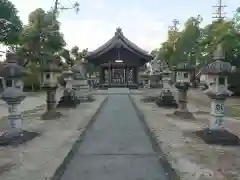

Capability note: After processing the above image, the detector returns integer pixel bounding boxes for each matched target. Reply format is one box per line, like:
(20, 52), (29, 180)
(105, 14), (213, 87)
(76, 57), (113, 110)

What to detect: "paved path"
(60, 94), (168, 180)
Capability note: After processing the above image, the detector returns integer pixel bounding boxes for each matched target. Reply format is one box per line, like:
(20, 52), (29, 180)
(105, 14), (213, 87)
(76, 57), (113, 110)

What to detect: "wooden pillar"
(99, 67), (104, 84)
(135, 67), (139, 85)
(108, 61), (111, 87)
(131, 67), (139, 85)
(125, 66), (128, 87)
(132, 67), (136, 84)
(99, 67), (102, 84)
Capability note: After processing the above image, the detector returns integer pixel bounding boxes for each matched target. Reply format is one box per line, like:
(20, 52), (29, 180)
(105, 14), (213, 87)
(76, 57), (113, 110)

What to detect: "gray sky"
(6, 0), (240, 51)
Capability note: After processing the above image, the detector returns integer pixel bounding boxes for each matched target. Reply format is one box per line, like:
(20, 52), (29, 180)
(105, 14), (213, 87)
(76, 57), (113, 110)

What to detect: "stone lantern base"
(0, 130), (39, 146)
(57, 89), (79, 108)
(195, 128), (240, 146)
(41, 110), (63, 120)
(196, 92), (239, 145)
(156, 89), (177, 108)
(173, 111), (194, 119)
(174, 83), (194, 119)
(41, 86), (63, 120)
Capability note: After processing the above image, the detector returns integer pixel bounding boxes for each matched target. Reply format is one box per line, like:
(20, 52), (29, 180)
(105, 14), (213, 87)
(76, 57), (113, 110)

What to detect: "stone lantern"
(41, 57), (62, 120)
(0, 52), (38, 145)
(63, 67), (74, 89)
(174, 62), (194, 118)
(156, 69), (177, 107)
(197, 44), (239, 145)
(161, 69), (172, 90)
(71, 61), (91, 102)
(57, 67), (78, 108)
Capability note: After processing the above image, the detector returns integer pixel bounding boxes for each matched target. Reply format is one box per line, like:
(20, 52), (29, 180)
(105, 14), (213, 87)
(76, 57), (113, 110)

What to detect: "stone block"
(156, 90), (177, 108)
(0, 130), (39, 146)
(195, 128), (240, 146)
(57, 89), (79, 108)
(173, 110), (195, 120)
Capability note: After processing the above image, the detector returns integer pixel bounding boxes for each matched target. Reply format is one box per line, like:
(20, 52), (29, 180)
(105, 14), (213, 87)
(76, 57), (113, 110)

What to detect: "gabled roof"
(85, 27), (153, 61)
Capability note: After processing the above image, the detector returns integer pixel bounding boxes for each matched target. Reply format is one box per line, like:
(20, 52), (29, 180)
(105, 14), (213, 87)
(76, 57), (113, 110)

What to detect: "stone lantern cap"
(202, 60), (232, 75)
(174, 62), (195, 72)
(0, 52), (26, 78)
(160, 69), (172, 77)
(201, 43), (232, 75)
(1, 87), (25, 101)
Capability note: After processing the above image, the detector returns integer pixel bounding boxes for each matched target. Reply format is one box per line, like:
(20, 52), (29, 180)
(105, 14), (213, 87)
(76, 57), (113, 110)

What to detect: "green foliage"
(70, 46), (88, 60)
(228, 71), (240, 96)
(17, 8), (66, 67)
(0, 0), (81, 92)
(0, 0), (22, 44)
(59, 48), (74, 66)
(23, 63), (41, 91)
(155, 10), (240, 68)
(70, 46), (97, 76)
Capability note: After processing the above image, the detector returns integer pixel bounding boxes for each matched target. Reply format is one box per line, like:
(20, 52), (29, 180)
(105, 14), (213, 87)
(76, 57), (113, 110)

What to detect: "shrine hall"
(85, 27), (153, 89)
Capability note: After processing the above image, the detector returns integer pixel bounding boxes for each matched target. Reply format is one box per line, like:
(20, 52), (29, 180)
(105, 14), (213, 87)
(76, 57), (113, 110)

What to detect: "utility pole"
(172, 19), (179, 31)
(169, 19), (179, 51)
(53, 0), (59, 17)
(212, 0), (227, 20)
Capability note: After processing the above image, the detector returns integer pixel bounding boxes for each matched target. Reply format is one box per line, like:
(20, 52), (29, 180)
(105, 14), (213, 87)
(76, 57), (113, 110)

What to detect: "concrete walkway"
(60, 94), (168, 180)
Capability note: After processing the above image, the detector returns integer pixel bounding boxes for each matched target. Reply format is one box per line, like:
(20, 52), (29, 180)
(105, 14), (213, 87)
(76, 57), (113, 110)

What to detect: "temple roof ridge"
(85, 27), (153, 61)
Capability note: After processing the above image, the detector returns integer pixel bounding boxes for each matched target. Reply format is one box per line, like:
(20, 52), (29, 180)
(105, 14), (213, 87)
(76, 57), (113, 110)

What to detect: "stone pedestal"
(174, 83), (194, 119)
(57, 89), (78, 108)
(209, 97), (225, 129)
(156, 90), (177, 108)
(41, 86), (62, 120)
(1, 88), (25, 133)
(196, 94), (239, 145)
(7, 103), (22, 132)
(195, 128), (239, 145)
(0, 87), (39, 146)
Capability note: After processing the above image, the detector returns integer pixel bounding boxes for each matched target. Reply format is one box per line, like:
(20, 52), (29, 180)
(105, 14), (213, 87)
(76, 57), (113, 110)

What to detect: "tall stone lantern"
(41, 57), (62, 120)
(197, 44), (239, 145)
(0, 52), (38, 145)
(174, 62), (194, 118)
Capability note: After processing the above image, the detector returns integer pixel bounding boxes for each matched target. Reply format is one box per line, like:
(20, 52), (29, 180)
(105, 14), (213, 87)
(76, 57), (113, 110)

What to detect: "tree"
(156, 19), (181, 66)
(155, 11), (240, 68)
(59, 48), (74, 66)
(17, 8), (66, 66)
(70, 45), (88, 60)
(70, 46), (97, 76)
(0, 0), (22, 45)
